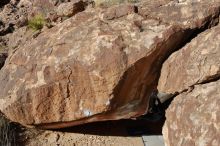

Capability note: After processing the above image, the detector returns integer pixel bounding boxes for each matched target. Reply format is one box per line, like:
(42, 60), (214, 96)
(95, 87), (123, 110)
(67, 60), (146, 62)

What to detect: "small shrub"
(0, 45), (7, 53)
(28, 14), (46, 31)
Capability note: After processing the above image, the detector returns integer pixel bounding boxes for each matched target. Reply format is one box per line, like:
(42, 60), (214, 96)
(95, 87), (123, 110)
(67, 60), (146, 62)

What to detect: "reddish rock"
(158, 24), (220, 94)
(163, 80), (220, 146)
(56, 0), (88, 17)
(6, 27), (31, 50)
(139, 1), (220, 28)
(158, 22), (220, 146)
(102, 4), (136, 20)
(0, 10), (178, 128)
(0, 1), (219, 129)
(0, 1), (30, 32)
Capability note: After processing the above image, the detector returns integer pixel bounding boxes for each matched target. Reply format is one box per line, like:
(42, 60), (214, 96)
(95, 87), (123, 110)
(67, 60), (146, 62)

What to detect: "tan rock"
(139, 1), (220, 28)
(158, 17), (220, 146)
(102, 4), (136, 20)
(163, 80), (220, 146)
(56, 0), (88, 17)
(0, 2), (30, 31)
(158, 24), (220, 94)
(0, 1), (219, 129)
(6, 27), (33, 51)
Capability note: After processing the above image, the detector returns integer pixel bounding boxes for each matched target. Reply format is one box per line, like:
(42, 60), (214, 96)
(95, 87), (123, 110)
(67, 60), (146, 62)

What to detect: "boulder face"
(56, 1), (88, 17)
(0, 7), (176, 128)
(139, 1), (220, 29)
(159, 25), (220, 145)
(158, 24), (220, 94)
(0, 0), (219, 129)
(163, 80), (220, 146)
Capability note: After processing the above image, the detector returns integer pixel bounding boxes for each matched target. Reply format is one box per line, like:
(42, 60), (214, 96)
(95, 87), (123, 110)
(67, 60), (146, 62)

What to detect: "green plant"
(28, 14), (46, 31)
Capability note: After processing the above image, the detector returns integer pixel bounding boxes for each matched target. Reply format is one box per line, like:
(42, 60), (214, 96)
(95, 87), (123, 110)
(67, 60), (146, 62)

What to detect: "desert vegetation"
(0, 45), (4, 52)
(28, 14), (46, 31)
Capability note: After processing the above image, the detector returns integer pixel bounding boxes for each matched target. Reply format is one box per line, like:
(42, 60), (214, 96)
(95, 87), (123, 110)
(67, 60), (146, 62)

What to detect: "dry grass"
(0, 45), (5, 52)
(28, 14), (46, 31)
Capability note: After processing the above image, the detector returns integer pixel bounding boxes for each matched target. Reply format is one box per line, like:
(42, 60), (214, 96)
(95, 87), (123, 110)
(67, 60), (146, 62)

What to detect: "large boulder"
(158, 24), (220, 94)
(0, 1), (219, 129)
(158, 24), (220, 145)
(163, 80), (220, 146)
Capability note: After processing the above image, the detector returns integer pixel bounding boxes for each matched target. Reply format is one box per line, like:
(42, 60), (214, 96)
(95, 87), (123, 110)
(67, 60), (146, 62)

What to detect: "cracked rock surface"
(158, 24), (220, 94)
(0, 0), (219, 132)
(159, 22), (220, 146)
(163, 80), (220, 146)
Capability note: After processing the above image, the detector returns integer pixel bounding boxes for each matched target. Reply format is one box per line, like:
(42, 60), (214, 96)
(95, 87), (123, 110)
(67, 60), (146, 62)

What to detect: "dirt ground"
(25, 119), (165, 146)
(26, 131), (144, 146)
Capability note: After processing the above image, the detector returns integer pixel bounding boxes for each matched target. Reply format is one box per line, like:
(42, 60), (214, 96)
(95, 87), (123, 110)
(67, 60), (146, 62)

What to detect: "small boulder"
(56, 0), (87, 17)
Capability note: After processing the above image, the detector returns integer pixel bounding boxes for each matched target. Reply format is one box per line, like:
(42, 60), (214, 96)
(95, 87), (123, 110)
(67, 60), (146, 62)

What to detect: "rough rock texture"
(158, 24), (220, 94)
(19, 0), (91, 21)
(0, 0), (92, 63)
(102, 4), (136, 20)
(139, 1), (220, 29)
(0, 1), (220, 129)
(0, 8), (177, 128)
(163, 80), (220, 146)
(158, 22), (220, 146)
(0, 1), (29, 31)
(5, 26), (46, 57)
(0, 0), (91, 36)
(56, 0), (88, 17)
